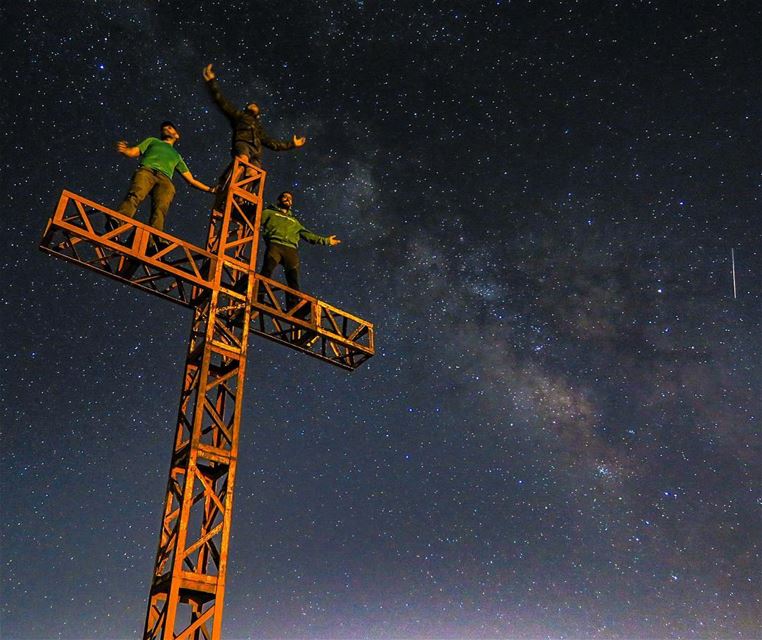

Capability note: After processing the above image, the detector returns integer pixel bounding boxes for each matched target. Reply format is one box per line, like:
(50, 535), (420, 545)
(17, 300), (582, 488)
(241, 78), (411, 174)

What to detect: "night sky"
(2, 2), (761, 639)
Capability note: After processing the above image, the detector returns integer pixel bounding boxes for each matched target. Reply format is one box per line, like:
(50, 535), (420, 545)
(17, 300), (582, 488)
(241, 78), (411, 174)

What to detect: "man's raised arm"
(202, 64), (241, 121)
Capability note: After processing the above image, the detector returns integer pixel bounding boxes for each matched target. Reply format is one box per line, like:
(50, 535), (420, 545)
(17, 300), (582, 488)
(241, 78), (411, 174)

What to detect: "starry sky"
(2, 2), (760, 639)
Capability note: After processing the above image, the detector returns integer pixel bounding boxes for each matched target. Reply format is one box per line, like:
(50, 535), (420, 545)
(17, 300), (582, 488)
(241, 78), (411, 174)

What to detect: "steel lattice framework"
(39, 160), (374, 639)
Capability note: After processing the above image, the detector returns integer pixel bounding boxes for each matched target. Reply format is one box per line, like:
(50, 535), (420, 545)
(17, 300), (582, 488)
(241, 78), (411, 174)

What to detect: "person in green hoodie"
(259, 191), (340, 310)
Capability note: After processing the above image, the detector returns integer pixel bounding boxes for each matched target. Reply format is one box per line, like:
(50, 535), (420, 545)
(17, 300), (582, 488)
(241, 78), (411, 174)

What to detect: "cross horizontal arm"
(39, 190), (374, 370)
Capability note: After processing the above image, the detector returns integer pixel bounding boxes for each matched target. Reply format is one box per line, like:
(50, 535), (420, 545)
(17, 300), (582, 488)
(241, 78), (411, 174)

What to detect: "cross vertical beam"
(143, 164), (265, 640)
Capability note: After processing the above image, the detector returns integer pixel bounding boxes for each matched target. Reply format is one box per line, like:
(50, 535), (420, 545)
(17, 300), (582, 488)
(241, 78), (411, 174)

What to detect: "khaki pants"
(118, 167), (176, 231)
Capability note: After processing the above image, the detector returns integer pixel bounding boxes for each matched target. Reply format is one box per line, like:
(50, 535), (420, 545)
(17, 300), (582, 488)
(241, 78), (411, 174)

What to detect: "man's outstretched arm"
(260, 130), (307, 152)
(115, 140), (140, 158)
(300, 229), (341, 246)
(179, 171), (216, 194)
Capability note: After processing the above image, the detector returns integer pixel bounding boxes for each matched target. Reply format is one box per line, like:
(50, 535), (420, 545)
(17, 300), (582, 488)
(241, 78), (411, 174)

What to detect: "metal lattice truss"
(38, 159), (375, 640)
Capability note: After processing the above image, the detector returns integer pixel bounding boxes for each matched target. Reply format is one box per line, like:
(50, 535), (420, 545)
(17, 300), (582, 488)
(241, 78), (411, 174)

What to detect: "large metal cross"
(39, 159), (375, 640)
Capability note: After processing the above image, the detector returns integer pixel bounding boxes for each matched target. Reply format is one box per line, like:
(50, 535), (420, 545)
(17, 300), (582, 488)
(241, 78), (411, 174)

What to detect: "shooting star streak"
(731, 248), (737, 300)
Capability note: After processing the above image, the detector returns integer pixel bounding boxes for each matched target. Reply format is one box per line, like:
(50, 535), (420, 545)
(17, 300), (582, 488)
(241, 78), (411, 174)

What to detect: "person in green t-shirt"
(114, 121), (215, 233)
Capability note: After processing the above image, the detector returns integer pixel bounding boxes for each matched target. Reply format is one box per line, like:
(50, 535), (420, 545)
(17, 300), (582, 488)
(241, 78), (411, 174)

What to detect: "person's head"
(245, 103), (260, 117)
(160, 121), (180, 142)
(277, 191), (293, 209)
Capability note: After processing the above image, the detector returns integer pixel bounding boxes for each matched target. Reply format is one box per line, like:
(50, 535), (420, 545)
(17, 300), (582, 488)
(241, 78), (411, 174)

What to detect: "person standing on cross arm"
(114, 121), (215, 233)
(259, 191), (340, 311)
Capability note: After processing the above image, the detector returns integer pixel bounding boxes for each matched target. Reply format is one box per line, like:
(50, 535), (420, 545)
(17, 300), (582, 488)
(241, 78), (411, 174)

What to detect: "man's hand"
(203, 64), (216, 81)
(115, 141), (140, 158)
(328, 235), (341, 246)
(292, 135), (306, 147)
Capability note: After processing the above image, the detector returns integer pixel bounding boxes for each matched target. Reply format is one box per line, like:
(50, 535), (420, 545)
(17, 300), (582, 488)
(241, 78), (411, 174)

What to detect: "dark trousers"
(260, 242), (302, 311)
(118, 167), (175, 231)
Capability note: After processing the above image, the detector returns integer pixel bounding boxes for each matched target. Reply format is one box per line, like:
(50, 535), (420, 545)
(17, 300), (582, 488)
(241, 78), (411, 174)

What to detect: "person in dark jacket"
(202, 64), (305, 198)
(259, 191), (340, 310)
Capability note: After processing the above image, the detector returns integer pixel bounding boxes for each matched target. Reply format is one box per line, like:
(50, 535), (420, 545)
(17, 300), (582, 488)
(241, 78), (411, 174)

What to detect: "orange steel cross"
(39, 159), (375, 640)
